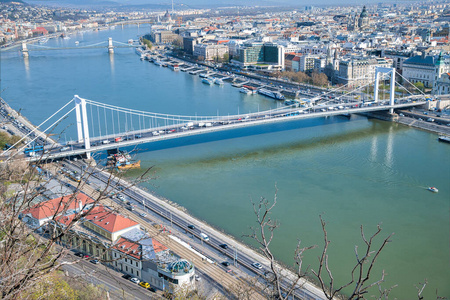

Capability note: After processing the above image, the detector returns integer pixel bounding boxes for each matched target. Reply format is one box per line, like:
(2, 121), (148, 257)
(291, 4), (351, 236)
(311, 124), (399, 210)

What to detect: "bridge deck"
(28, 100), (426, 162)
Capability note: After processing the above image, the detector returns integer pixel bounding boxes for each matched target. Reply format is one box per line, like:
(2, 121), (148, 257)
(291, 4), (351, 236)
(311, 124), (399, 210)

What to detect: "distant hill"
(0, 0), (26, 3)
(24, 0), (118, 7)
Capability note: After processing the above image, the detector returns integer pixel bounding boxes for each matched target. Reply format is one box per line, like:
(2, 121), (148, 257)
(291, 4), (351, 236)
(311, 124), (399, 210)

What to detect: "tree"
(246, 192), (401, 300)
(0, 148), (155, 299)
(142, 38), (153, 50)
(312, 72), (329, 87)
(172, 36), (183, 49)
(413, 82), (425, 92)
(222, 53), (229, 63)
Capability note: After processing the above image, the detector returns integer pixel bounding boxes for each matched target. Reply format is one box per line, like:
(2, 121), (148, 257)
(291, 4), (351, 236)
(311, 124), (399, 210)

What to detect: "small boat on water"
(75, 41), (79, 45)
(240, 87), (252, 94)
(214, 78), (224, 85)
(107, 150), (140, 170)
(202, 78), (213, 85)
(427, 187), (438, 193)
(438, 135), (450, 143)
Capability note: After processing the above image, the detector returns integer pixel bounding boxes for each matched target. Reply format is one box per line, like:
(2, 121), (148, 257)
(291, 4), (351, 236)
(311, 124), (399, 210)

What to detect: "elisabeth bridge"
(3, 67), (435, 162)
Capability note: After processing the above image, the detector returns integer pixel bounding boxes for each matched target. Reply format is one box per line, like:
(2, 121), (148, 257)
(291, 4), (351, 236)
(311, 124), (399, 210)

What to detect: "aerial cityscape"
(0, 0), (449, 299)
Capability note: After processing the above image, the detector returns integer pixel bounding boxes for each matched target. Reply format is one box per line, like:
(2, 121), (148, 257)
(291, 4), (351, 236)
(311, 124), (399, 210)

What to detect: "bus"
(24, 145), (44, 154)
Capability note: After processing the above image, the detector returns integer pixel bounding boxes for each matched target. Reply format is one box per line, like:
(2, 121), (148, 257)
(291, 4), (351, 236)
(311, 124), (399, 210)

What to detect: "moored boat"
(258, 88), (285, 100)
(438, 135), (450, 143)
(202, 78), (213, 85)
(240, 87), (252, 94)
(107, 150), (140, 170)
(214, 78), (224, 85)
(118, 160), (141, 170)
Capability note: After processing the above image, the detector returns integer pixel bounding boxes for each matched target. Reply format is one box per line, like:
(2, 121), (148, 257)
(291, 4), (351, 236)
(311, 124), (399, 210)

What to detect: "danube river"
(1, 25), (449, 298)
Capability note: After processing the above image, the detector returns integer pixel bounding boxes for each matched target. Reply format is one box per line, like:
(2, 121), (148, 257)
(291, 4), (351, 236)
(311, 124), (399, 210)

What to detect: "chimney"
(78, 200), (83, 212)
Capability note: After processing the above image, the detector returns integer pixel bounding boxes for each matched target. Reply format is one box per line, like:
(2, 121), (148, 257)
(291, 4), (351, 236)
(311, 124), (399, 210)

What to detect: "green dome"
(360, 6), (368, 18)
(168, 259), (192, 273)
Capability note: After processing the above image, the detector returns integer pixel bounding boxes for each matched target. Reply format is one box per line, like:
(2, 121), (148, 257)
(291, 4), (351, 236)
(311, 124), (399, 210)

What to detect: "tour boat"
(257, 88), (285, 100)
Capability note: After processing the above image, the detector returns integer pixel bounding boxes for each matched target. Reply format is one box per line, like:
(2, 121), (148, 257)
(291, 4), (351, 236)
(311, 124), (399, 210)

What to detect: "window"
(125, 258), (127, 263)
(131, 269), (133, 274)
(136, 271), (139, 277)
(136, 261), (138, 267)
(126, 266), (128, 272)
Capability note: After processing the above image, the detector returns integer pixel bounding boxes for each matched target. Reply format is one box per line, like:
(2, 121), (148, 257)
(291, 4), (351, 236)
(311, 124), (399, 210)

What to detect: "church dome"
(360, 6), (368, 18)
(163, 10), (171, 21)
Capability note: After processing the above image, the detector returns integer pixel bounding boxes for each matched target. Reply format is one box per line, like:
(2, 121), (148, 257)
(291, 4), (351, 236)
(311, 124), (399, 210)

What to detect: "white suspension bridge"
(1, 38), (140, 57)
(3, 67), (439, 162)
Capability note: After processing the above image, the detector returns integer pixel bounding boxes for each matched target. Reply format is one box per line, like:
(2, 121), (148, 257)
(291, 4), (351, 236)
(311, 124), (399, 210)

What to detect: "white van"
(200, 233), (210, 241)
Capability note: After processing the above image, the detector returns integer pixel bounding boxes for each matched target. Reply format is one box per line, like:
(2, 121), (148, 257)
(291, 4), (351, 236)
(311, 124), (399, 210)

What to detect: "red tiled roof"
(114, 237), (141, 259)
(22, 193), (93, 221)
(113, 237), (168, 260)
(84, 206), (138, 233)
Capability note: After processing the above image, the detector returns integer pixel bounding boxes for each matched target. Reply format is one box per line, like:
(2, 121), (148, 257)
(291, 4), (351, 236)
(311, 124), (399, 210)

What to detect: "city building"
(111, 228), (196, 292)
(193, 43), (229, 61)
(148, 30), (179, 44)
(338, 56), (393, 87)
(232, 42), (284, 69)
(403, 53), (449, 88)
(348, 6), (370, 31)
(20, 192), (196, 292)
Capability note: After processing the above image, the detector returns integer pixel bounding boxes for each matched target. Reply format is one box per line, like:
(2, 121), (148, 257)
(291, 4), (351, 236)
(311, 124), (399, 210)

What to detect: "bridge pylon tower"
(21, 42), (29, 58)
(74, 95), (91, 159)
(374, 67), (396, 114)
(108, 37), (114, 54)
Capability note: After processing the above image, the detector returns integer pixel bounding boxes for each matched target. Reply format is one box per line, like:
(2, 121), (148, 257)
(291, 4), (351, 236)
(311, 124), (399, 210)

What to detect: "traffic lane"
(68, 161), (319, 299)
(62, 255), (152, 300)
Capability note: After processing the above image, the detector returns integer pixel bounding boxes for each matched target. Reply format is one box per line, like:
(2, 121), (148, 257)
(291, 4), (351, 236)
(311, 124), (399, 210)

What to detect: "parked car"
(140, 212), (147, 217)
(251, 262), (262, 269)
(90, 259), (99, 264)
(221, 261), (230, 267)
(74, 252), (83, 257)
(122, 274), (132, 280)
(187, 224), (195, 230)
(130, 277), (140, 284)
(139, 282), (150, 288)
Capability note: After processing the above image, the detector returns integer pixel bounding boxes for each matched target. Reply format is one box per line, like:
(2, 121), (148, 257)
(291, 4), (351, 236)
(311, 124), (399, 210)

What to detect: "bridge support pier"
(108, 37), (114, 54)
(22, 42), (29, 58)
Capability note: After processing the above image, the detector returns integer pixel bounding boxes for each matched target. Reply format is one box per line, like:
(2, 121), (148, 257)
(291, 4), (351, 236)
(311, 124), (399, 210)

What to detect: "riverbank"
(115, 168), (328, 299)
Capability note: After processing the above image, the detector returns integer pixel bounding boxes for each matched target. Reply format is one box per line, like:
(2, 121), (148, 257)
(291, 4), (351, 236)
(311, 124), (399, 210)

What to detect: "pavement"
(396, 108), (450, 135)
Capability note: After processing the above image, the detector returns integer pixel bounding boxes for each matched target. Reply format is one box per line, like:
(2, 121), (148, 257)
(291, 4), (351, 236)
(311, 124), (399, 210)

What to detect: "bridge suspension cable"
(3, 99), (74, 156)
(6, 104), (76, 161)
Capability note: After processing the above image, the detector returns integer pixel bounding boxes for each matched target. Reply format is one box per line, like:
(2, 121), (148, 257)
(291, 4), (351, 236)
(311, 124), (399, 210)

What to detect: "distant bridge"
(1, 38), (141, 57)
